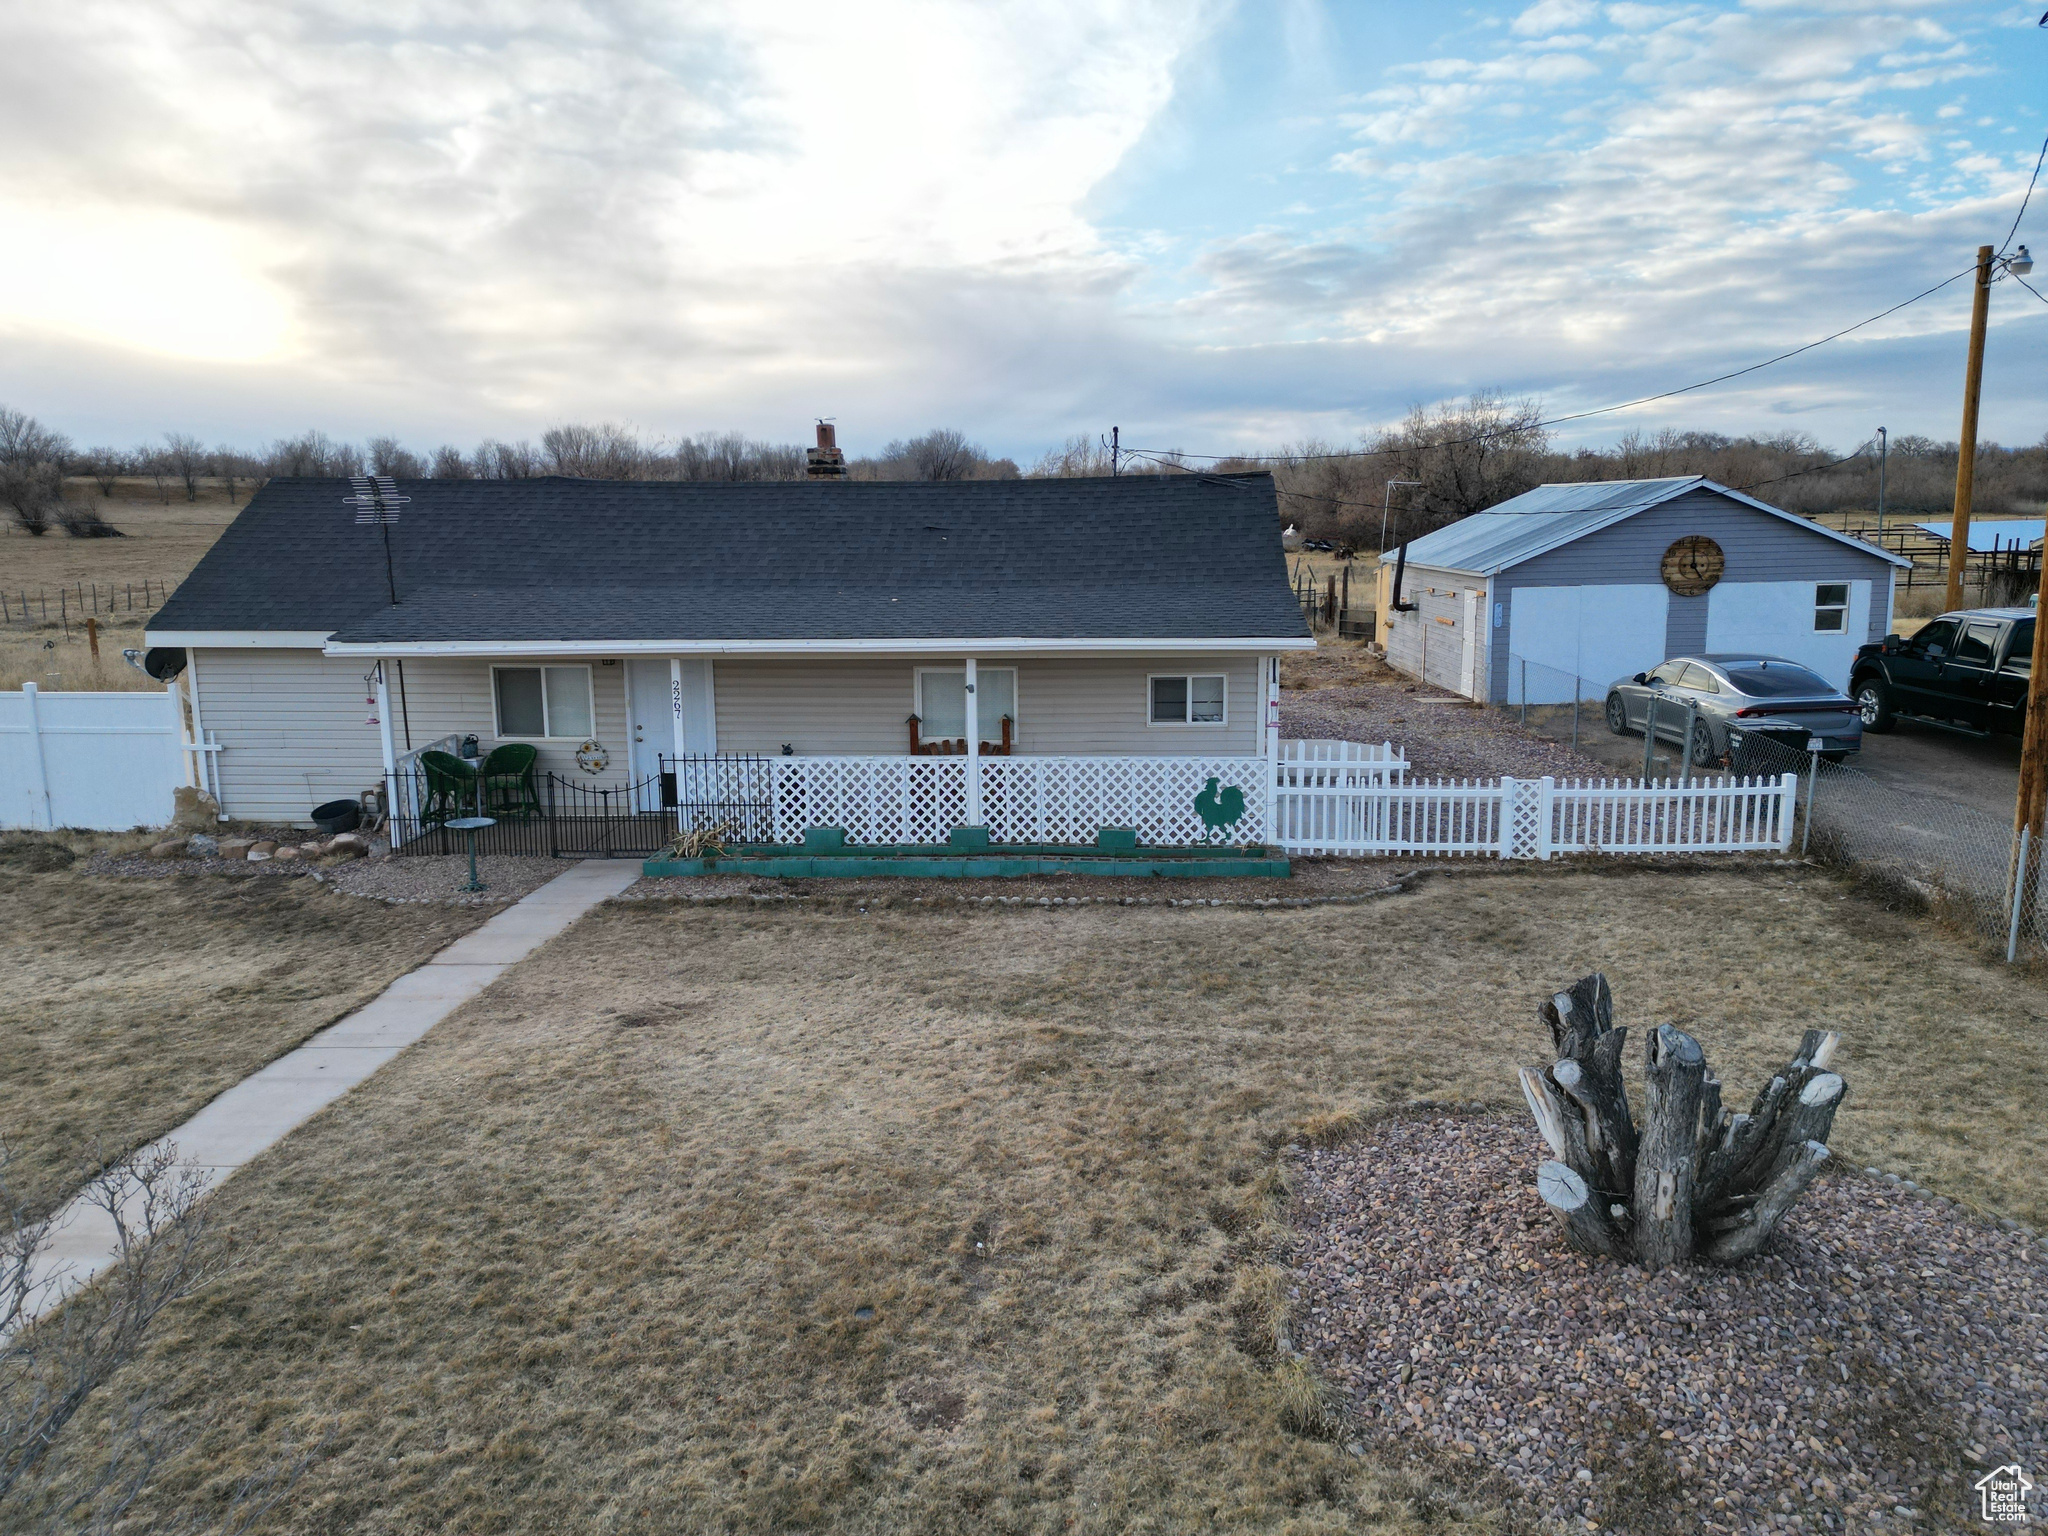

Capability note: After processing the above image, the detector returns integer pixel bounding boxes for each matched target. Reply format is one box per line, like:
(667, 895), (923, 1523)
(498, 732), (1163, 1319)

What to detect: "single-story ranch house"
(146, 473), (1318, 844)
(1376, 477), (1913, 703)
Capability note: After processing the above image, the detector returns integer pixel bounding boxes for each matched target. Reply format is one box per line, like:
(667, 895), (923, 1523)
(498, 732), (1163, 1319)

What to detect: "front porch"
(388, 739), (1409, 859)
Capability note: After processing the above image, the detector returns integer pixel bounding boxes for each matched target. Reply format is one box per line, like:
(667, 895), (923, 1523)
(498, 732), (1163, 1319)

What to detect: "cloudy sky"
(0, 0), (2041, 462)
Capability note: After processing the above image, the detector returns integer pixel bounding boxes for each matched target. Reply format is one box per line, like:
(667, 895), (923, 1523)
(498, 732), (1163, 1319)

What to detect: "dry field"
(0, 844), (488, 1211)
(1, 477), (238, 691)
(22, 863), (2048, 1533)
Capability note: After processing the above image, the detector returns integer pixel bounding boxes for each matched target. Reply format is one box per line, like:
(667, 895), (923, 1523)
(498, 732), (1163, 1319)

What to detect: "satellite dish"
(143, 647), (187, 681)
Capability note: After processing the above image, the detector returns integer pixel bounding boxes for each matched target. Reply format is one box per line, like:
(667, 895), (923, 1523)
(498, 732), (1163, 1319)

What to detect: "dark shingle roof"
(152, 474), (1309, 644)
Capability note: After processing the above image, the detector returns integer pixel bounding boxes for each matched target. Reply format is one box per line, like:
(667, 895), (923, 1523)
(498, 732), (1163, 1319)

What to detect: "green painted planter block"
(947, 826), (992, 849)
(801, 826), (848, 850)
(1095, 828), (1138, 851)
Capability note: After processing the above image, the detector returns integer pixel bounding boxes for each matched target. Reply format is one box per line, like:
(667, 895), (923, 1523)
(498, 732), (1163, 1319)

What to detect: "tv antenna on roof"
(344, 475), (410, 606)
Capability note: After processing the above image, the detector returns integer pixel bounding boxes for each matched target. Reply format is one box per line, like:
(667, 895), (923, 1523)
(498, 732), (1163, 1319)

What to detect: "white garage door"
(1508, 585), (1670, 705)
(1705, 581), (1869, 692)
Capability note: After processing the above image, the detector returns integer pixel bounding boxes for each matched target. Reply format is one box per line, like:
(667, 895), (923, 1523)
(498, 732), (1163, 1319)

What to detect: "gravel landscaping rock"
(1290, 1113), (2045, 1535)
(324, 853), (584, 905)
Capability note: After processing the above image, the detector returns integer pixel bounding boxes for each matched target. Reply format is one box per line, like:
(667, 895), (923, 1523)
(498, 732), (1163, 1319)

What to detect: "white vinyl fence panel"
(1, 684), (185, 831)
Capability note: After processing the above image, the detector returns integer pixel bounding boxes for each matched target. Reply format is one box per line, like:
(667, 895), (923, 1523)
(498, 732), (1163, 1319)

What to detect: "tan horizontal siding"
(196, 650), (1269, 824)
(714, 656), (1262, 757)
(195, 651), (635, 824)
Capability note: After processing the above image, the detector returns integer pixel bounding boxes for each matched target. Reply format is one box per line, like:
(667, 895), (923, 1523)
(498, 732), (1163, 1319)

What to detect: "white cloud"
(1513, 0), (1603, 36)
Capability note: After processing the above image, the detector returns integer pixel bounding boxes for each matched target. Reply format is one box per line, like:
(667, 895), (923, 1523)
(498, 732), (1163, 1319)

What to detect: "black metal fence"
(390, 754), (773, 858)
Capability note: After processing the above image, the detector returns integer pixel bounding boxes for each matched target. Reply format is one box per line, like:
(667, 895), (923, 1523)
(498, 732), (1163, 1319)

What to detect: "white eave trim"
(145, 630), (335, 648)
(322, 635), (1319, 659)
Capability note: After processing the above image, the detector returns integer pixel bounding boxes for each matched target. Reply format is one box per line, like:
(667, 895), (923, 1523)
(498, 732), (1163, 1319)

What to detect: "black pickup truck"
(1848, 605), (2034, 737)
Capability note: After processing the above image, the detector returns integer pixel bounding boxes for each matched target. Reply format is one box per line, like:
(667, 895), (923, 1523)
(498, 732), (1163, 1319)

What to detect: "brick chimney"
(805, 420), (847, 479)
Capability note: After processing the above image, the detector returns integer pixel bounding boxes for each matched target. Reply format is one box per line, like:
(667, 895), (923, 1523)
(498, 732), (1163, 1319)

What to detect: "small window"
(1150, 674), (1227, 725)
(1814, 583), (1849, 633)
(1956, 623), (1999, 665)
(493, 665), (594, 739)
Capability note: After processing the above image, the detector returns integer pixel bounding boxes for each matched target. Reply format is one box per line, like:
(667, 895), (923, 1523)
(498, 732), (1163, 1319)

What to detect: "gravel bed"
(325, 853), (583, 905)
(1289, 1114), (2045, 1535)
(622, 859), (1421, 906)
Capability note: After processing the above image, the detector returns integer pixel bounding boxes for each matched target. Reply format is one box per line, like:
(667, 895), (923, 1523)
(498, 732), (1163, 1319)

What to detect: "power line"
(2000, 128), (2048, 255)
(1124, 261), (1982, 465)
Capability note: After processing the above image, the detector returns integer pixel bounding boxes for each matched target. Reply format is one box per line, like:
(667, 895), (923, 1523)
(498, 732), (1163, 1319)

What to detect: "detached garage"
(1375, 477), (1912, 704)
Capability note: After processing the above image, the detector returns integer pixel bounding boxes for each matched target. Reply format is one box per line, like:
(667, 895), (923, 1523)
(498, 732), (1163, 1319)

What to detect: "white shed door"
(1705, 581), (1868, 691)
(1508, 585), (1670, 704)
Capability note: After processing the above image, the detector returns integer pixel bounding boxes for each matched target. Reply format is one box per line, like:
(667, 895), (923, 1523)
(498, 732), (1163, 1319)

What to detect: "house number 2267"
(671, 678), (684, 717)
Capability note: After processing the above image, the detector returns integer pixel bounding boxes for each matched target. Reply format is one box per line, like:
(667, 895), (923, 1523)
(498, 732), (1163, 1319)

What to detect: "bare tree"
(860, 429), (1018, 482)
(0, 408), (69, 536)
(669, 432), (805, 481)
(79, 448), (125, 499)
(160, 434), (208, 503)
(428, 445), (472, 480)
(541, 423), (646, 479)
(1029, 434), (1116, 478)
(212, 445), (257, 504)
(1, 1142), (219, 1514)
(366, 437), (424, 479)
(264, 431), (363, 479)
(471, 439), (540, 478)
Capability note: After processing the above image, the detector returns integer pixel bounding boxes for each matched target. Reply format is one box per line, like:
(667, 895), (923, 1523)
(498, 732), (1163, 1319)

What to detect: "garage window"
(1814, 583), (1849, 633)
(1149, 674), (1226, 725)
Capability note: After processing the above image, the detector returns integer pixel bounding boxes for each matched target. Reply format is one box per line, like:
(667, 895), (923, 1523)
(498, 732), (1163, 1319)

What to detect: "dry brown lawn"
(0, 857), (489, 1209)
(1, 477), (238, 691)
(25, 863), (2046, 1533)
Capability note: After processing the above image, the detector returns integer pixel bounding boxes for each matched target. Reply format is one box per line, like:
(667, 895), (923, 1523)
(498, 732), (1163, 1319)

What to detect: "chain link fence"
(1483, 652), (2042, 963)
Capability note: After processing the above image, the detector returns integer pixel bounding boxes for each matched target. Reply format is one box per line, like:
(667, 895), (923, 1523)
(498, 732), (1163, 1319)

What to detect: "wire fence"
(1483, 652), (2042, 962)
(1, 580), (172, 627)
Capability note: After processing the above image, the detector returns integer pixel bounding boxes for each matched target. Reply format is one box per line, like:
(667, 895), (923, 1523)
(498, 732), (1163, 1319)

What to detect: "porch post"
(964, 657), (981, 826)
(1265, 655), (1281, 842)
(669, 657), (688, 830)
(374, 661), (399, 848)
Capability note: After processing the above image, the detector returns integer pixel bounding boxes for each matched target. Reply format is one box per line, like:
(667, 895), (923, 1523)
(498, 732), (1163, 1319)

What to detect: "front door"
(626, 660), (717, 811)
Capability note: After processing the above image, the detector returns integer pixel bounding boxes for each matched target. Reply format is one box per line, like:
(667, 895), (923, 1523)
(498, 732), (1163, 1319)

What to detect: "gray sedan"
(1604, 655), (1863, 767)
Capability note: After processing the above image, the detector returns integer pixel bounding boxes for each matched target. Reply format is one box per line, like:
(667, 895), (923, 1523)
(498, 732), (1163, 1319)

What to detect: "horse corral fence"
(384, 736), (1794, 861)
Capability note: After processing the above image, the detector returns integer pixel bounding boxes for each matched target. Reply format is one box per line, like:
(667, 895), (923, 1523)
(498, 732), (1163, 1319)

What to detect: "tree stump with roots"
(1517, 973), (1845, 1268)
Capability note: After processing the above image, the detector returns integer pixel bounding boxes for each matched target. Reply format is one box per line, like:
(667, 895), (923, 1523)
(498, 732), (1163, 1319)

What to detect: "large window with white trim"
(1149, 673), (1226, 725)
(915, 668), (1018, 737)
(492, 665), (594, 739)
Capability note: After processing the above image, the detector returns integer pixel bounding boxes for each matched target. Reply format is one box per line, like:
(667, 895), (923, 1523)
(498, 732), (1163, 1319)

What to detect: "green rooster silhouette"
(1194, 777), (1246, 841)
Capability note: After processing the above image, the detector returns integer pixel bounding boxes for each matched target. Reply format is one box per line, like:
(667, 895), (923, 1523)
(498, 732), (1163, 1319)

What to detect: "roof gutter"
(320, 635), (1319, 659)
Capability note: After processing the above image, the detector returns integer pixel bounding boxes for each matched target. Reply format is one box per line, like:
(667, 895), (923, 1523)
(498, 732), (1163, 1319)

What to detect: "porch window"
(1149, 674), (1226, 725)
(916, 668), (1017, 738)
(493, 665), (594, 739)
(1813, 583), (1849, 633)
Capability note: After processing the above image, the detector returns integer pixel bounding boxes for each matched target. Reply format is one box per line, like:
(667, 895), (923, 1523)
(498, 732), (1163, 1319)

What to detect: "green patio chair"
(418, 750), (477, 827)
(479, 742), (541, 820)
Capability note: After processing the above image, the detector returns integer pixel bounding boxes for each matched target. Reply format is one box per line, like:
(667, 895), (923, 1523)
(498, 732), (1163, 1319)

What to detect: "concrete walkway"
(26, 859), (641, 1316)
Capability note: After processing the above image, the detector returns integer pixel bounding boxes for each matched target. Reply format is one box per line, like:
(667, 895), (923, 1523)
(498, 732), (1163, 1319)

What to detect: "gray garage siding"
(1484, 489), (1897, 703)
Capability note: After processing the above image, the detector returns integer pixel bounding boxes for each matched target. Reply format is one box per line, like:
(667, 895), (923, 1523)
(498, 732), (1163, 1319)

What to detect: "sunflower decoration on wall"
(575, 739), (610, 775)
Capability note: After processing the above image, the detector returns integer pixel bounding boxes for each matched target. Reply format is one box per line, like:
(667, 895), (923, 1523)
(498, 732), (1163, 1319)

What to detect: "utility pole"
(1875, 426), (1887, 540)
(1945, 244), (1995, 615)
(1110, 426), (1120, 477)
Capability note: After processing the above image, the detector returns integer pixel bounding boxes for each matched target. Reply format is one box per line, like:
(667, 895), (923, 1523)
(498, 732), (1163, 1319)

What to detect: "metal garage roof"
(1383, 476), (1913, 576)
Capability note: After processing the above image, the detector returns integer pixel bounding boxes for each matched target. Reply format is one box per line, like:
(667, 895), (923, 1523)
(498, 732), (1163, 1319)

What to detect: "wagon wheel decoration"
(574, 739), (610, 775)
(1193, 777), (1246, 843)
